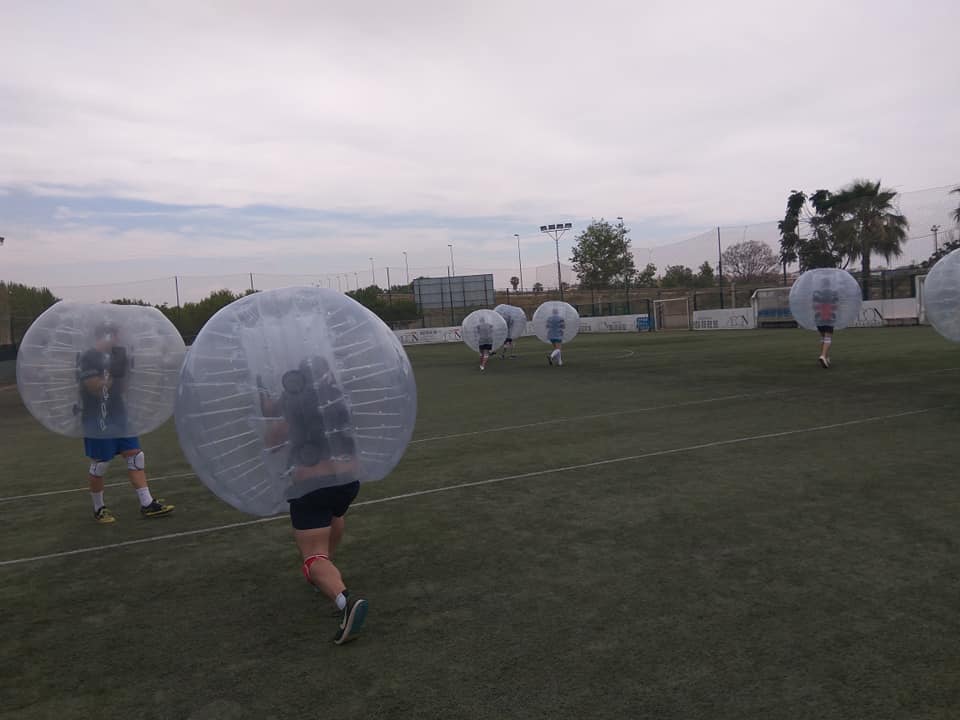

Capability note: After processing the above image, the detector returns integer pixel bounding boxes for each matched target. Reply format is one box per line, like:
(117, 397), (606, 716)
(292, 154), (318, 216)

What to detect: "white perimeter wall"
(395, 314), (650, 346)
(692, 298), (919, 330)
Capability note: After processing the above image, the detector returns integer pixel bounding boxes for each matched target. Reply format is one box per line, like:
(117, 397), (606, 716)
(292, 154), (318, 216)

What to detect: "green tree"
(922, 228), (960, 269)
(635, 263), (657, 288)
(951, 186), (960, 225)
(1, 282), (60, 343)
(570, 219), (638, 288)
(660, 265), (695, 288)
(778, 180), (909, 299)
(778, 190), (845, 271)
(695, 261), (716, 288)
(828, 179), (909, 300)
(720, 241), (778, 283)
(509, 276), (520, 291)
(533, 282), (544, 293)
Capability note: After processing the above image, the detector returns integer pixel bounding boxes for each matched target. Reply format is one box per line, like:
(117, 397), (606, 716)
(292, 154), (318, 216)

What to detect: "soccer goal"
(751, 287), (796, 328)
(916, 274), (929, 325)
(653, 297), (691, 330)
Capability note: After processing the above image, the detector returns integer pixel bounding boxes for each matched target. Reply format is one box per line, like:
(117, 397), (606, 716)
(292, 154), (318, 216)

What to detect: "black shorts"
(816, 325), (834, 334)
(288, 480), (360, 530)
(504, 337), (513, 344)
(479, 344), (493, 352)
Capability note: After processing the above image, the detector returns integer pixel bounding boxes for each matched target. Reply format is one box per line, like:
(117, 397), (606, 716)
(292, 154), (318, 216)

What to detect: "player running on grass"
(260, 356), (368, 645)
(475, 316), (495, 371)
(78, 321), (174, 524)
(546, 307), (565, 366)
(812, 278), (839, 368)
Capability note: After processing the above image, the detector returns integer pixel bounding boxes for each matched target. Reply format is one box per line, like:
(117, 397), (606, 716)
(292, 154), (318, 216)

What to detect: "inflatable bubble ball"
(494, 304), (528, 341)
(923, 248), (960, 342)
(461, 309), (508, 353)
(175, 287), (417, 517)
(788, 268), (862, 331)
(16, 302), (185, 439)
(531, 301), (580, 344)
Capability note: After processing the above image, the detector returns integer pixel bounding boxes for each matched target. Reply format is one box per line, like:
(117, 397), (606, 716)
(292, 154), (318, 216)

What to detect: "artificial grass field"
(1, 328), (959, 720)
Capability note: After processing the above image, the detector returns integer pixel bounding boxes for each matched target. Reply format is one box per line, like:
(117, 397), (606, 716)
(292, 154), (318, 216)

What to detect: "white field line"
(0, 406), (939, 568)
(0, 391), (775, 503)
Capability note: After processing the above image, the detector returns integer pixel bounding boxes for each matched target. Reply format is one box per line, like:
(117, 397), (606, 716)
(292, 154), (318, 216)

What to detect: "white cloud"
(1, 0), (959, 284)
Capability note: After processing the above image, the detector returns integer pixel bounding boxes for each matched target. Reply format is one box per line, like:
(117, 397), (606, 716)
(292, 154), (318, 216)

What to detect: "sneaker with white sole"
(94, 506), (116, 524)
(333, 595), (368, 645)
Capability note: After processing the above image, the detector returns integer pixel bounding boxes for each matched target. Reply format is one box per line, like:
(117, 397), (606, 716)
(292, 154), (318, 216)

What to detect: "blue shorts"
(548, 338), (562, 344)
(288, 480), (360, 530)
(84, 437), (141, 461)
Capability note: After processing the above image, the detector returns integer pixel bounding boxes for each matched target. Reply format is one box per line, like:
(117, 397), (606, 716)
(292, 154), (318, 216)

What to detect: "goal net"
(751, 287), (795, 328)
(653, 297), (691, 330)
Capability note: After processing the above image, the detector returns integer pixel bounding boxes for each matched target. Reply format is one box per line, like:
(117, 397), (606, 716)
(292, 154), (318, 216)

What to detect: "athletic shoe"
(480, 365), (485, 371)
(818, 356), (829, 369)
(334, 595), (368, 645)
(94, 506), (116, 524)
(140, 499), (175, 518)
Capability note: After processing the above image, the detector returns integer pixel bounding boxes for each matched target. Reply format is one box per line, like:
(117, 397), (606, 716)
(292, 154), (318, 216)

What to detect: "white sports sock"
(91, 491), (105, 512)
(550, 349), (560, 359)
(335, 592), (347, 610)
(136, 487), (154, 507)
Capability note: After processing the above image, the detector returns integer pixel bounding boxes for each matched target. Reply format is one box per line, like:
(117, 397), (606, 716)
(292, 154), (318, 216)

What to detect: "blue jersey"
(77, 347), (129, 436)
(546, 315), (565, 340)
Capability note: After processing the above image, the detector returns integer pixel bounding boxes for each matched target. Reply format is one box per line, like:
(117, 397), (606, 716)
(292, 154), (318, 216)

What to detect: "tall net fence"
(4, 183), (957, 342)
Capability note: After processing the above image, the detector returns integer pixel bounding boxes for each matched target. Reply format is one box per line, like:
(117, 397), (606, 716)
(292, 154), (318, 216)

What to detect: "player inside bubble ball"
(546, 307), (565, 366)
(812, 277), (839, 369)
(475, 316), (495, 371)
(258, 355), (368, 645)
(78, 321), (174, 523)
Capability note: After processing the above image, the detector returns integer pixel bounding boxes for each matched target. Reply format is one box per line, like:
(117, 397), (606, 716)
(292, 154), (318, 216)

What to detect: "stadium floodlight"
(539, 221), (573, 300)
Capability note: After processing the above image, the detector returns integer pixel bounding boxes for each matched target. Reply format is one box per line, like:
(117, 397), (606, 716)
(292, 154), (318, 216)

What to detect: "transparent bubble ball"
(16, 302), (185, 439)
(494, 304), (528, 341)
(924, 248), (960, 342)
(175, 287), (417, 517)
(532, 301), (580, 344)
(461, 309), (508, 353)
(788, 268), (862, 331)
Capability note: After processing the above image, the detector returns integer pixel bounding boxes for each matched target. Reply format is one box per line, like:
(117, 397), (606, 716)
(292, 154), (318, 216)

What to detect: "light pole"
(617, 217), (630, 313)
(402, 251), (410, 285)
(539, 222), (572, 300)
(369, 258), (375, 287)
(448, 244), (455, 276)
(717, 227), (724, 309)
(932, 224), (941, 254)
(353, 272), (358, 290)
(514, 233), (523, 292)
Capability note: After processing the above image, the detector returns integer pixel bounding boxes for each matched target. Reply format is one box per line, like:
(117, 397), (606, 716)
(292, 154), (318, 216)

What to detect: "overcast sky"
(2, 0), (958, 299)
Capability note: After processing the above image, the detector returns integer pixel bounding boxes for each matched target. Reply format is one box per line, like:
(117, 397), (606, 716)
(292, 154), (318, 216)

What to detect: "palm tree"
(509, 276), (520, 291)
(827, 179), (909, 300)
(951, 186), (960, 225)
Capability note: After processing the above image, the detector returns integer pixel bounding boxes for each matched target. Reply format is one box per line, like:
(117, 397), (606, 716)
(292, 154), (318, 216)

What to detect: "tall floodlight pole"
(402, 251), (410, 285)
(514, 233), (523, 292)
(618, 217), (630, 313)
(932, 224), (941, 254)
(353, 272), (358, 290)
(539, 222), (573, 300)
(369, 257), (375, 287)
(717, 227), (724, 309)
(448, 244), (455, 276)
